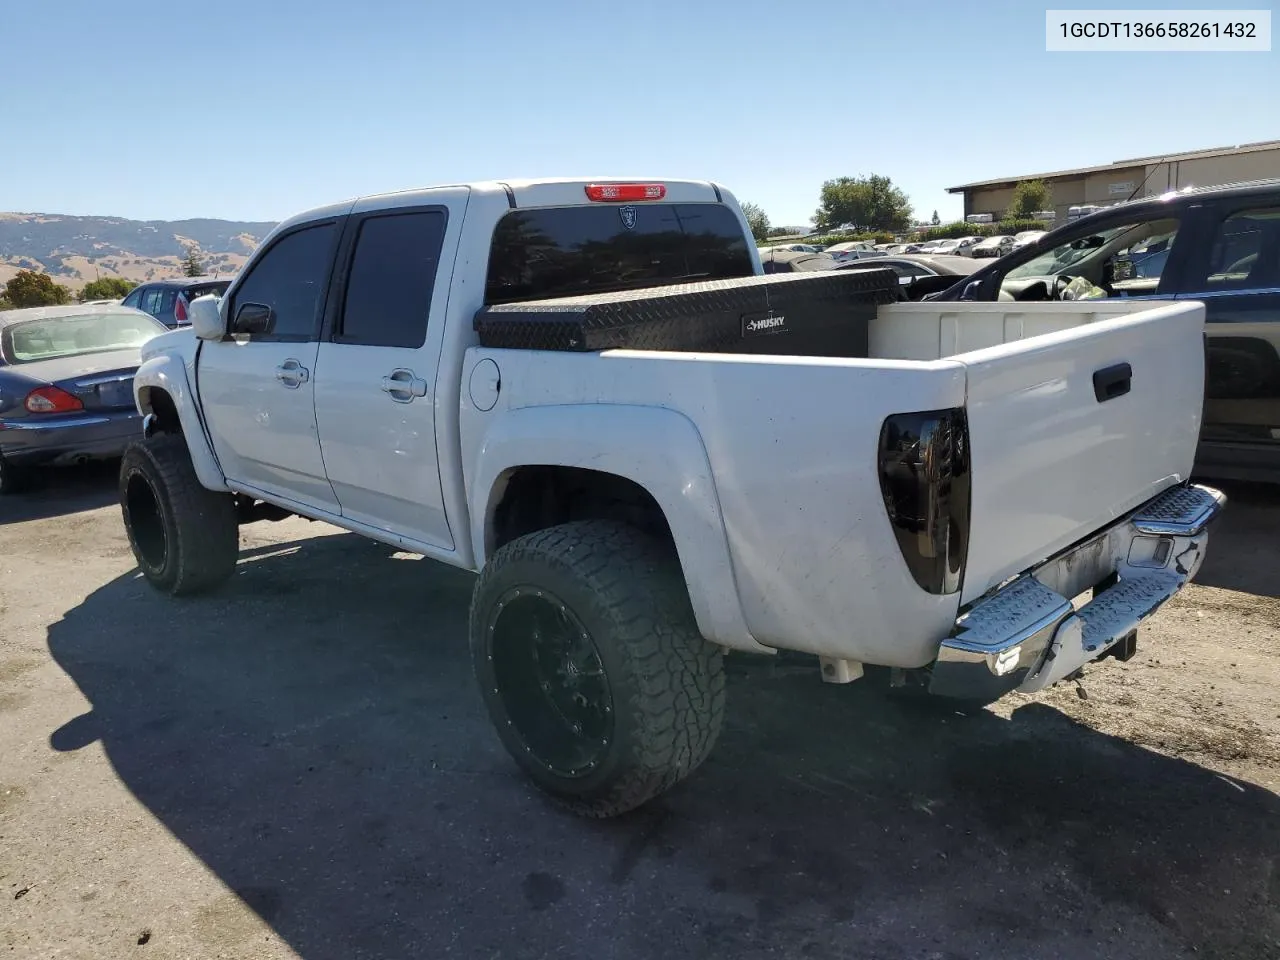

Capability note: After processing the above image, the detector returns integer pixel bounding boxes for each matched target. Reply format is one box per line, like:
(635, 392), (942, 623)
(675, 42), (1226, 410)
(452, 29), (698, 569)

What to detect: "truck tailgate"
(956, 301), (1206, 605)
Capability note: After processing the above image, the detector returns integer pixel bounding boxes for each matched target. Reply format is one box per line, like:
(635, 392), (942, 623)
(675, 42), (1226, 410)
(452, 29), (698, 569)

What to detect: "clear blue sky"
(1, 0), (1276, 226)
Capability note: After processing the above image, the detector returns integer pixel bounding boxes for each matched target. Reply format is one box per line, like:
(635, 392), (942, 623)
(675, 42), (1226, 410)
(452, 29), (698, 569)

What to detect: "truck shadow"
(1190, 480), (1280, 599)
(46, 532), (1279, 960)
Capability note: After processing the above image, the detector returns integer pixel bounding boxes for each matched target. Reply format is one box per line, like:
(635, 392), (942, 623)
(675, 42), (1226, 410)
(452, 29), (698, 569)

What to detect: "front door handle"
(381, 368), (428, 403)
(275, 358), (310, 388)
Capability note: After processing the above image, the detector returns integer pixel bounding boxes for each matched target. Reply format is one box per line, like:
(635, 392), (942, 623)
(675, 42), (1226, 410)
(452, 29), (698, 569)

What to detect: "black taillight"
(877, 407), (971, 595)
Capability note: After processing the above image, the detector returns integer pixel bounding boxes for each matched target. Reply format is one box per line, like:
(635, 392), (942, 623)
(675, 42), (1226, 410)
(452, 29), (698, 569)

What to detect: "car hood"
(11, 348), (145, 383)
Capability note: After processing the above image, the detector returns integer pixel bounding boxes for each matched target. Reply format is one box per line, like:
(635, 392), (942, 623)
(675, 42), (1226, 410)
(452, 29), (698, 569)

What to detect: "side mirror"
(232, 302), (274, 336)
(189, 294), (226, 341)
(1111, 258), (1136, 282)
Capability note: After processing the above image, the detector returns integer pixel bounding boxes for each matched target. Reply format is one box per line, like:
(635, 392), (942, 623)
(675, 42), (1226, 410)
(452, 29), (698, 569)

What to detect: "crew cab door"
(1172, 197), (1280, 480)
(197, 218), (344, 513)
(312, 190), (466, 550)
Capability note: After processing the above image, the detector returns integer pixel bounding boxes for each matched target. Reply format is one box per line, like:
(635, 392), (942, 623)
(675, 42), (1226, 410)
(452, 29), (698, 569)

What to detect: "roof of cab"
(273, 178), (728, 233)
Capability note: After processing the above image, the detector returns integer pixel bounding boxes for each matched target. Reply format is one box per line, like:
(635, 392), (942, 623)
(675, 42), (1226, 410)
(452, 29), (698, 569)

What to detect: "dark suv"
(933, 180), (1280, 484)
(121, 276), (231, 329)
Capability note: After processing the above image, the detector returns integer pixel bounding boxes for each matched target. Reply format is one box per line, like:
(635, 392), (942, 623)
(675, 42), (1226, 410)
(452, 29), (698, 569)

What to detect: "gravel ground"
(1, 466), (1277, 960)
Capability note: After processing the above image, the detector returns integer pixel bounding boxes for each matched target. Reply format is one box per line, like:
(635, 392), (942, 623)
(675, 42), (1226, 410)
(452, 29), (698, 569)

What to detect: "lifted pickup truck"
(121, 178), (1224, 817)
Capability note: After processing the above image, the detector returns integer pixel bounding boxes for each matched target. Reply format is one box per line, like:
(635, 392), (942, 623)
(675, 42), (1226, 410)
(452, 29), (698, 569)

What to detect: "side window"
(121, 289), (143, 309)
(337, 210), (447, 348)
(139, 289), (159, 315)
(156, 289), (177, 320)
(1186, 206), (1280, 292)
(1001, 217), (1180, 296)
(230, 222), (338, 340)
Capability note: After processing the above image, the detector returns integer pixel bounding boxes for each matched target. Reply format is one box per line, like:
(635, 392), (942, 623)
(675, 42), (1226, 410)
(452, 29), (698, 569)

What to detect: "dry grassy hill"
(0, 212), (278, 293)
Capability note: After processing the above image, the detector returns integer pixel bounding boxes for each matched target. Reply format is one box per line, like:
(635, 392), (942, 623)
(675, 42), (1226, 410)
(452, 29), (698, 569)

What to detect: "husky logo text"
(742, 312), (788, 337)
(619, 205), (638, 230)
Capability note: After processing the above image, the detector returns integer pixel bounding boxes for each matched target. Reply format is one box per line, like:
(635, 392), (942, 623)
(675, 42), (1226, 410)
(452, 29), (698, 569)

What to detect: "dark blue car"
(0, 304), (168, 493)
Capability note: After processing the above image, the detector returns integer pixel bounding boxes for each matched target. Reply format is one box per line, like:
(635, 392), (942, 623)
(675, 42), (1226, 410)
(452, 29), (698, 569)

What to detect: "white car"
(929, 238), (982, 256)
(1011, 230), (1048, 251)
(970, 235), (1016, 258)
(121, 177), (1222, 818)
(824, 241), (883, 261)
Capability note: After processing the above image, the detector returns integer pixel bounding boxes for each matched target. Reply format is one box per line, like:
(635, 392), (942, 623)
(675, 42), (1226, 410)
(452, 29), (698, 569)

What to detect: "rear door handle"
(381, 368), (428, 403)
(1093, 362), (1132, 403)
(275, 358), (310, 388)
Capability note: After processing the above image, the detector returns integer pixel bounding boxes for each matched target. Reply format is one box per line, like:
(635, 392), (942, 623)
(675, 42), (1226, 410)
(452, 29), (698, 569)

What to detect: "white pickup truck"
(121, 178), (1224, 817)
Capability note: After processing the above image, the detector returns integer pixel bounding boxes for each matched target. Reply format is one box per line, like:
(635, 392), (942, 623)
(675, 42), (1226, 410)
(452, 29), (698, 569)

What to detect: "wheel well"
(141, 388), (182, 434)
(490, 466), (674, 555)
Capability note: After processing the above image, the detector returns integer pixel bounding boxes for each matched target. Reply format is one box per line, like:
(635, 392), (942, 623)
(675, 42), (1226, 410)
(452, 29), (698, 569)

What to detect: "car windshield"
(1, 311), (165, 364)
(1004, 224), (1136, 279)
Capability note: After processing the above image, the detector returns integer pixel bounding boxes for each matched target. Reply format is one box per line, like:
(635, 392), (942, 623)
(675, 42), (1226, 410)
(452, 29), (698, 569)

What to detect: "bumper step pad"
(1019, 569), (1183, 693)
(1131, 484), (1225, 536)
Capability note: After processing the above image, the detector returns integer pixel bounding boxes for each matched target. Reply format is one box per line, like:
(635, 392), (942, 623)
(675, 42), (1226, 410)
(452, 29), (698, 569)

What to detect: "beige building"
(948, 139), (1280, 222)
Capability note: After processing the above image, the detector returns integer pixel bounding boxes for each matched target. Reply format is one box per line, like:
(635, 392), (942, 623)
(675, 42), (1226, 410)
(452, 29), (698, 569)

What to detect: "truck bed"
(463, 297), (1207, 664)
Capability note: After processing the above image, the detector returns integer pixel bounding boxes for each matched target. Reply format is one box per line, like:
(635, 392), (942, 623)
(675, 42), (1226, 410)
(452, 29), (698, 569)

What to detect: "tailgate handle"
(1093, 362), (1132, 403)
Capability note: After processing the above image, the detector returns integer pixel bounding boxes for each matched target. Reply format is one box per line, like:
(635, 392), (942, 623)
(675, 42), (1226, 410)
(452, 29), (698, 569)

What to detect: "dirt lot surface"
(1, 468), (1277, 960)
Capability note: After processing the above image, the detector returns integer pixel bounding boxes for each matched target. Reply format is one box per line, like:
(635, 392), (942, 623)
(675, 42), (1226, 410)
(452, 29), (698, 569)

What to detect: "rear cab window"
(483, 203), (754, 304)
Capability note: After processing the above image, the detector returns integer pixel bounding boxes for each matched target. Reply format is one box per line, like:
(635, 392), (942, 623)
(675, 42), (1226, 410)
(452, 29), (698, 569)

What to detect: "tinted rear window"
(186, 282), (230, 299)
(484, 203), (753, 304)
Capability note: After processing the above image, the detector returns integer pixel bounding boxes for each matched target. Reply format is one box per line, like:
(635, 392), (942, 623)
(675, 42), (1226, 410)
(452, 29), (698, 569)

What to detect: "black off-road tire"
(0, 454), (33, 495)
(471, 520), (725, 818)
(118, 434), (239, 595)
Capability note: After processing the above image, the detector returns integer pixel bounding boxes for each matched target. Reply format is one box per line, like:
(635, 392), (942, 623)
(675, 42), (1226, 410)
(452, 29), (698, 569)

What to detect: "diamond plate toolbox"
(472, 269), (898, 355)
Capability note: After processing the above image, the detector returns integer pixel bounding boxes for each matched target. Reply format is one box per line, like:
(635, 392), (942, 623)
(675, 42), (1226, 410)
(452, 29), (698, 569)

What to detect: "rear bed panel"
(462, 348), (968, 666)
(955, 301), (1206, 604)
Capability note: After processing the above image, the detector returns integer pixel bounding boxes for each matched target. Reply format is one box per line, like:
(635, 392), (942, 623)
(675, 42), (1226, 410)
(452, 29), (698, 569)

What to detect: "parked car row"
(772, 229), (1052, 263)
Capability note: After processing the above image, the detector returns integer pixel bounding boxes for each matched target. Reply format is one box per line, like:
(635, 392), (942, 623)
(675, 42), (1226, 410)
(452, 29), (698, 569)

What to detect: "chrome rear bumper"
(929, 483), (1224, 701)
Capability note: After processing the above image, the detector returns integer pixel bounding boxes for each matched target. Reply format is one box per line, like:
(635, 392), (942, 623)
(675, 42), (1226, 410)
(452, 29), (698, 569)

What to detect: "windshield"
(1, 311), (166, 364)
(1004, 225), (1135, 279)
(484, 202), (754, 304)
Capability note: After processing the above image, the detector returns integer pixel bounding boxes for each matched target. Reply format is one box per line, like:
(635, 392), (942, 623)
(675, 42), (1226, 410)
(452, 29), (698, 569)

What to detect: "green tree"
(813, 175), (912, 233)
(80, 276), (137, 301)
(931, 209), (941, 226)
(181, 246), (205, 277)
(3, 270), (72, 309)
(739, 202), (771, 242)
(1008, 179), (1052, 219)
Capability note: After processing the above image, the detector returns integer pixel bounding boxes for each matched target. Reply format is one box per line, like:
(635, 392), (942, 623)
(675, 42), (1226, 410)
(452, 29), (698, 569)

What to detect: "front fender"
(133, 353), (229, 493)
(469, 404), (767, 653)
